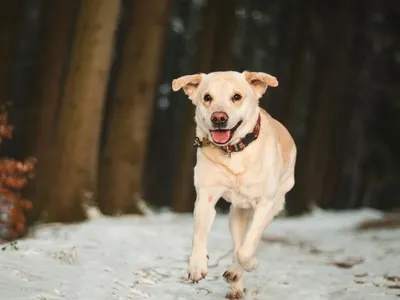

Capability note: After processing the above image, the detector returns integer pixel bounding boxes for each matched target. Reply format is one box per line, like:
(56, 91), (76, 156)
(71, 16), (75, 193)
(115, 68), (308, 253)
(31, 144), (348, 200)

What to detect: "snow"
(0, 208), (399, 300)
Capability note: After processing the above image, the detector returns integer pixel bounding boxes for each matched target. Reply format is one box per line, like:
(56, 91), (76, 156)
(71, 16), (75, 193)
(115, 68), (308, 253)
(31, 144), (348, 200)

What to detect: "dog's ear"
(172, 74), (203, 98)
(243, 71), (278, 97)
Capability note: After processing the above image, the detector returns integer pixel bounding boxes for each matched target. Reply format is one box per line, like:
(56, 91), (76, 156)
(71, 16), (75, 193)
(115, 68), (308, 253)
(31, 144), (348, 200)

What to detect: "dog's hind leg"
(223, 205), (251, 299)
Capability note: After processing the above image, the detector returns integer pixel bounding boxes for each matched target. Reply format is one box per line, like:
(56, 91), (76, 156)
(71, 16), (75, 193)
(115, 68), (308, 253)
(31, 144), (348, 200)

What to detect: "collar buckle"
(193, 137), (202, 147)
(222, 146), (231, 157)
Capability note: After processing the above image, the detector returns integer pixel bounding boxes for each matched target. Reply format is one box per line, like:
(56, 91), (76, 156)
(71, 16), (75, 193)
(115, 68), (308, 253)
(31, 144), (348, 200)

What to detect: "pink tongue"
(211, 130), (231, 144)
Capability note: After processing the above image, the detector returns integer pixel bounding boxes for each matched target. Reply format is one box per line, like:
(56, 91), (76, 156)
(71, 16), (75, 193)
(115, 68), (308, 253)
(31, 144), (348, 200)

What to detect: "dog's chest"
(223, 181), (264, 209)
(222, 155), (265, 208)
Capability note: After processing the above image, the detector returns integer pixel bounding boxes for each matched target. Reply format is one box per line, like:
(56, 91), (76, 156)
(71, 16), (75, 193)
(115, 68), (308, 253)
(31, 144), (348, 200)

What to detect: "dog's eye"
(232, 94), (242, 101)
(203, 94), (212, 102)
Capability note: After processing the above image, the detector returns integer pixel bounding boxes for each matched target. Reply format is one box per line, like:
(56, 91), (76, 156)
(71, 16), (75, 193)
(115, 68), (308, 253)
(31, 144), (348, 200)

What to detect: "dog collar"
(193, 114), (261, 156)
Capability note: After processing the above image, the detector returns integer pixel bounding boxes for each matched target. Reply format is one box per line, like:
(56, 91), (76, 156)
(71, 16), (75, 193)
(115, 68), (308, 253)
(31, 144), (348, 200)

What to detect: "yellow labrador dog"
(172, 71), (296, 299)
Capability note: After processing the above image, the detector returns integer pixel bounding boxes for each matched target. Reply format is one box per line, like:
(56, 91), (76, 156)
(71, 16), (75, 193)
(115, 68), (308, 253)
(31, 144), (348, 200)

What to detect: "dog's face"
(172, 71), (278, 145)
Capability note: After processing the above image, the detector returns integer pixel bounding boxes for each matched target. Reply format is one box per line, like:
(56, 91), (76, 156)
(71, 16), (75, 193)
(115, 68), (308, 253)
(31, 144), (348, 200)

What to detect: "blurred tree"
(270, 0), (311, 128)
(171, 0), (238, 212)
(5, 0), (44, 160)
(0, 1), (25, 105)
(97, 0), (172, 215)
(143, 0), (196, 209)
(211, 0), (239, 71)
(26, 0), (79, 224)
(349, 0), (400, 211)
(288, 1), (355, 214)
(46, 0), (120, 222)
(267, 1), (315, 215)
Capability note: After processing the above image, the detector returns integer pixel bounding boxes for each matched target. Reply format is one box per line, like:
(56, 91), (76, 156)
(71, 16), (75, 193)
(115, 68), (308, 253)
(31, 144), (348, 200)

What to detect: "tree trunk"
(288, 1), (355, 214)
(96, 0), (171, 215)
(0, 0), (25, 105)
(142, 0), (195, 208)
(46, 0), (120, 222)
(276, 2), (314, 215)
(271, 0), (310, 128)
(211, 0), (238, 71)
(27, 0), (78, 224)
(171, 0), (238, 212)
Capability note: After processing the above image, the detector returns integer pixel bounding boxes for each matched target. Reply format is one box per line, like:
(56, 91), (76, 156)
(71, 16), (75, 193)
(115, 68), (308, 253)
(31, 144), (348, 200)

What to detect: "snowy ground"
(0, 208), (399, 300)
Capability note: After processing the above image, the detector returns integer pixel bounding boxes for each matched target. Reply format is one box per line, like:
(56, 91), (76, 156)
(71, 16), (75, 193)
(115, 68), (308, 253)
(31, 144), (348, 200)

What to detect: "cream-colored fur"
(172, 71), (296, 299)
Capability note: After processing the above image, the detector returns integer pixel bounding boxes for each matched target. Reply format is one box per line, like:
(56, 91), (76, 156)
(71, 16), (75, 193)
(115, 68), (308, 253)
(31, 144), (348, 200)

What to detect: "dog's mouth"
(209, 121), (242, 145)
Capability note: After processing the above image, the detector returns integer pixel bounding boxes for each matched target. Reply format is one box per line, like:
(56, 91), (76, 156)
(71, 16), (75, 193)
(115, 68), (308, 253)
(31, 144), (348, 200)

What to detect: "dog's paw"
(225, 288), (246, 299)
(237, 248), (258, 272)
(187, 254), (208, 283)
(223, 263), (243, 283)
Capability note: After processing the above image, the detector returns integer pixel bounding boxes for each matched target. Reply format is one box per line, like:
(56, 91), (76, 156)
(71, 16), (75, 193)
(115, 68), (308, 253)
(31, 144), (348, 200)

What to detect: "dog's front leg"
(188, 187), (221, 283)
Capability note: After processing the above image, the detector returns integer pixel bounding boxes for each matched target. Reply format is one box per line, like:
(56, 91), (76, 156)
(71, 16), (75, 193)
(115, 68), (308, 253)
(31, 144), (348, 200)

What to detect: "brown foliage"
(0, 106), (36, 241)
(355, 212), (400, 231)
(329, 257), (364, 269)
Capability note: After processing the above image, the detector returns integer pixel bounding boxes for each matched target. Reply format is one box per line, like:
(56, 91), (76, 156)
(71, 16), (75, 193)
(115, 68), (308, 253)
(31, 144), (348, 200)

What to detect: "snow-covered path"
(0, 209), (399, 300)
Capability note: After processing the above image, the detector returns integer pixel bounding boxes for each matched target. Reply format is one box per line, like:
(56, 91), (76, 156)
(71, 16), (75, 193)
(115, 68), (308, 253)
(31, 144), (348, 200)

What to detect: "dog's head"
(172, 71), (278, 146)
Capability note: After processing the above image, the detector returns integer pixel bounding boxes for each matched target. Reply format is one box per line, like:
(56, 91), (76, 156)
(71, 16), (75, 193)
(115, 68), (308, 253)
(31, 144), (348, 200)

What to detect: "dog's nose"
(211, 111), (229, 127)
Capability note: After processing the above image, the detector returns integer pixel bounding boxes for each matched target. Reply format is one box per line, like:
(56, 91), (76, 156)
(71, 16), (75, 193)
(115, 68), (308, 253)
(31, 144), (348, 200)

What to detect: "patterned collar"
(193, 114), (261, 156)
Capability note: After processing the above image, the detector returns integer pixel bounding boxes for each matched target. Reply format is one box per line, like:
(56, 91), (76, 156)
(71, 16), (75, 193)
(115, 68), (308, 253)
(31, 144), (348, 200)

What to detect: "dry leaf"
(329, 257), (364, 269)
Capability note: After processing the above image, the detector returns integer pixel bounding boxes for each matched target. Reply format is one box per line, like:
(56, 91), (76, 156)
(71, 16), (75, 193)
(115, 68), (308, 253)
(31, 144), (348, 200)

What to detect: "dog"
(172, 71), (296, 299)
